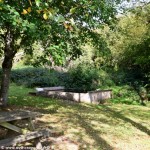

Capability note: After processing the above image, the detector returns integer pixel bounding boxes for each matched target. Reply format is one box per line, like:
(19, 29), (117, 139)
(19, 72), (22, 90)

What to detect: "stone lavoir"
(35, 87), (112, 104)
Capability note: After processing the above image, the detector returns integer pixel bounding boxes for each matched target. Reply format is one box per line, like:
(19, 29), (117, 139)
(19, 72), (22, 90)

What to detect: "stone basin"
(36, 87), (112, 104)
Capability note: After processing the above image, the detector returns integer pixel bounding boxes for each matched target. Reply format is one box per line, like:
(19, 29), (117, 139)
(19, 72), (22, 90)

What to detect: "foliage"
(0, 0), (121, 67)
(66, 63), (100, 92)
(105, 68), (149, 105)
(8, 65), (115, 92)
(10, 66), (99, 91)
(0, 0), (54, 53)
(106, 4), (150, 73)
(11, 68), (59, 87)
(111, 85), (141, 105)
(97, 3), (150, 103)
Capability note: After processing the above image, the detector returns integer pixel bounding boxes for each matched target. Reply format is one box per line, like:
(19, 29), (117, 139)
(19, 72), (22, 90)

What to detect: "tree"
(0, 0), (121, 106)
(102, 3), (150, 72)
(101, 3), (150, 104)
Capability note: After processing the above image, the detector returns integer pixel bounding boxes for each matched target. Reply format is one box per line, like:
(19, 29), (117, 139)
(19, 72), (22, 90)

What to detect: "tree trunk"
(0, 58), (13, 106)
(0, 27), (16, 107)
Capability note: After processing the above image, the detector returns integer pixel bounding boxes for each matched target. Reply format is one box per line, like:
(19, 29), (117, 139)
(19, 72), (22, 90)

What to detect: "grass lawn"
(6, 84), (150, 150)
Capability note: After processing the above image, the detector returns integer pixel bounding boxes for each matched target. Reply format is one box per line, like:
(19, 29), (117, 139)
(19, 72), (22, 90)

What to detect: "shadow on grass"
(73, 113), (114, 150)
(19, 100), (114, 149)
(9, 93), (150, 138)
(34, 109), (114, 150)
(98, 105), (150, 136)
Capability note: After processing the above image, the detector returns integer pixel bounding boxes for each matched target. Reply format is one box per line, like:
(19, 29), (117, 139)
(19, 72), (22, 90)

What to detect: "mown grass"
(8, 84), (150, 150)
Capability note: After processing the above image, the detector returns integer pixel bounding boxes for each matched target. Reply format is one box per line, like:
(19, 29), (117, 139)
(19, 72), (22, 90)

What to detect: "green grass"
(8, 84), (150, 150)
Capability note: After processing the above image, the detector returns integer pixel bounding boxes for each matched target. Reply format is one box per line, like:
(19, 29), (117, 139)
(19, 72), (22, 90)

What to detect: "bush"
(65, 63), (100, 92)
(111, 85), (140, 105)
(11, 68), (60, 87)
(10, 66), (101, 91)
(97, 69), (115, 88)
(9, 65), (115, 91)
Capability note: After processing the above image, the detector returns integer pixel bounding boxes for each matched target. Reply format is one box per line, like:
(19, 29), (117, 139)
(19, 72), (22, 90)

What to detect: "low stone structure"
(36, 87), (112, 104)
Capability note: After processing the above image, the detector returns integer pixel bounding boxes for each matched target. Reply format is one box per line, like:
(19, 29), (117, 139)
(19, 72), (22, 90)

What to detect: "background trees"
(112, 4), (149, 73)
(101, 3), (150, 104)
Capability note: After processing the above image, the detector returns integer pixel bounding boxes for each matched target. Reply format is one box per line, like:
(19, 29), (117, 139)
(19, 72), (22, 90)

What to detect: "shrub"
(11, 68), (60, 87)
(111, 85), (140, 105)
(8, 65), (115, 91)
(65, 63), (100, 92)
(97, 69), (115, 88)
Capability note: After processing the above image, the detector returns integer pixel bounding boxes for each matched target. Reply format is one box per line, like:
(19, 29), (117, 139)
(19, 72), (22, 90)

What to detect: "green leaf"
(12, 21), (17, 26)
(14, 11), (19, 16)
(70, 7), (76, 14)
(55, 15), (65, 23)
(35, 0), (40, 7)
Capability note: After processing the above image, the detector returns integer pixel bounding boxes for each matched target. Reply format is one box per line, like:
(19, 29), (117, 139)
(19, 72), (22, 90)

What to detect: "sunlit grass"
(8, 84), (150, 150)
